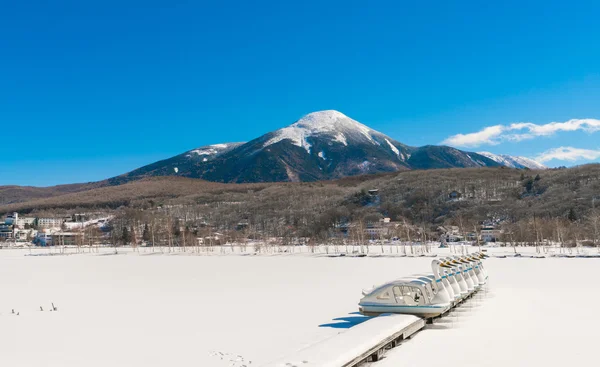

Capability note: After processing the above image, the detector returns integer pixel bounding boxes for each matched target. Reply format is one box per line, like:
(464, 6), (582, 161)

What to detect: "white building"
(4, 212), (34, 227)
(38, 218), (65, 229)
(480, 226), (502, 242)
(16, 217), (36, 228)
(365, 218), (399, 239)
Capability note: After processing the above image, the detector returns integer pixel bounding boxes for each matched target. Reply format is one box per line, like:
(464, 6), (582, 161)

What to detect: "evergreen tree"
(173, 219), (181, 238)
(524, 178), (534, 193)
(142, 223), (151, 242)
(568, 208), (578, 222)
(122, 227), (130, 245)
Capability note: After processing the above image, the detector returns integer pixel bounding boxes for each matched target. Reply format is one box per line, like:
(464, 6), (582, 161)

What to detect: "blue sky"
(2, 0), (599, 186)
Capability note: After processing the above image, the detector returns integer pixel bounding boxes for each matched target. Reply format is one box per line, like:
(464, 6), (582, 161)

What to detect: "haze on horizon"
(2, 1), (599, 186)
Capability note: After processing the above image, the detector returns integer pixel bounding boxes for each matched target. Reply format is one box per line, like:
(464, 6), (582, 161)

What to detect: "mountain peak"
(293, 110), (367, 131)
(295, 110), (349, 124)
(264, 110), (379, 153)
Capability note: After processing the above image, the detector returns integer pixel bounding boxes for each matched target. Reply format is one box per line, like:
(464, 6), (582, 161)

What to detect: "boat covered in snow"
(358, 253), (487, 318)
(358, 279), (452, 318)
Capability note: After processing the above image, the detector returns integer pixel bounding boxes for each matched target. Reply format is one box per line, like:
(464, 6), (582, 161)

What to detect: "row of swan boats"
(358, 253), (489, 319)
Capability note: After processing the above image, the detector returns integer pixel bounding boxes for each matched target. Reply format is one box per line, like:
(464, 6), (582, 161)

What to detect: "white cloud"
(442, 118), (600, 148)
(442, 125), (505, 147)
(535, 147), (600, 163)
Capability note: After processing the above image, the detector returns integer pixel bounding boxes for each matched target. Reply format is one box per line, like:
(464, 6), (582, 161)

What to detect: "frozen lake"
(1, 247), (598, 366)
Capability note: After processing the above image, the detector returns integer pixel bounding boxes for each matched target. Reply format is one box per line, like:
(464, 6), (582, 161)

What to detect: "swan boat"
(358, 253), (488, 318)
(358, 278), (452, 318)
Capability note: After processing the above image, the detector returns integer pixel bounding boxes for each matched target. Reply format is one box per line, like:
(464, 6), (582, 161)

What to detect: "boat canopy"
(362, 280), (432, 306)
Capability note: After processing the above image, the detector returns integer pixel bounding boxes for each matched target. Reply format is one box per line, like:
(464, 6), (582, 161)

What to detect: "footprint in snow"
(209, 351), (251, 367)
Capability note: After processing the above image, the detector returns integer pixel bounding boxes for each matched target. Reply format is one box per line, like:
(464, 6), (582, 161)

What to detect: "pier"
(260, 314), (425, 367)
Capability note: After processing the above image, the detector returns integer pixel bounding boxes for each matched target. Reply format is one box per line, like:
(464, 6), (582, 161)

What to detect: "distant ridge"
(477, 152), (546, 170)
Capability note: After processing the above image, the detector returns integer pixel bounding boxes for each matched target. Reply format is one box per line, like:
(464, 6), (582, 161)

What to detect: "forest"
(2, 164), (599, 248)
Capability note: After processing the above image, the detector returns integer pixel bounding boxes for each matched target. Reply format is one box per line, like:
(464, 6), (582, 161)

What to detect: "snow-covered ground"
(1, 246), (598, 367)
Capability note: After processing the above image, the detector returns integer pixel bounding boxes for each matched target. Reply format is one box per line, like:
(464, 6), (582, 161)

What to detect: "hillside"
(0, 177), (242, 213)
(0, 181), (108, 206)
(4, 166), (599, 241)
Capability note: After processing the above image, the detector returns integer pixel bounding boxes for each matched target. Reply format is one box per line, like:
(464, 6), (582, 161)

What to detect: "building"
(480, 226), (502, 242)
(4, 213), (16, 225)
(4, 212), (34, 227)
(34, 232), (54, 246)
(0, 222), (14, 238)
(438, 226), (464, 242)
(196, 232), (223, 246)
(38, 218), (65, 229)
(236, 222), (249, 231)
(14, 228), (36, 241)
(17, 217), (36, 228)
(448, 191), (462, 201)
(365, 218), (399, 239)
(0, 227), (13, 240)
(51, 232), (84, 246)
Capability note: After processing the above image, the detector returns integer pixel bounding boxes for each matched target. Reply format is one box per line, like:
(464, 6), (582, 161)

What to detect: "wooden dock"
(259, 314), (425, 367)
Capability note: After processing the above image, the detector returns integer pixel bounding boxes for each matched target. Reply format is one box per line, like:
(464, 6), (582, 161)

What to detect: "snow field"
(1, 248), (598, 367)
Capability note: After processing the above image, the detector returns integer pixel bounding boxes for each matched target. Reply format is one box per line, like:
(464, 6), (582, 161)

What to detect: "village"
(0, 212), (111, 247)
(0, 208), (504, 250)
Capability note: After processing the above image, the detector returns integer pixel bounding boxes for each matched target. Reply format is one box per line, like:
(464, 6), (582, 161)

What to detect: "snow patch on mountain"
(318, 151), (326, 160)
(264, 110), (379, 153)
(466, 154), (486, 166)
(358, 160), (371, 172)
(186, 143), (242, 158)
(333, 132), (348, 146)
(478, 152), (547, 169)
(210, 144), (229, 149)
(506, 156), (547, 170)
(189, 148), (220, 156)
(385, 139), (401, 159)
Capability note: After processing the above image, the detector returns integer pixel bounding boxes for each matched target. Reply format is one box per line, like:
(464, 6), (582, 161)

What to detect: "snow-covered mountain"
(196, 110), (418, 182)
(114, 110), (511, 184)
(477, 152), (546, 170)
(263, 110), (410, 159)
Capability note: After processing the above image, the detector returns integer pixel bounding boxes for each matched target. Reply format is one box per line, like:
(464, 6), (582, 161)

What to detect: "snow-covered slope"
(477, 152), (546, 170)
(264, 110), (380, 152)
(186, 143), (243, 161)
